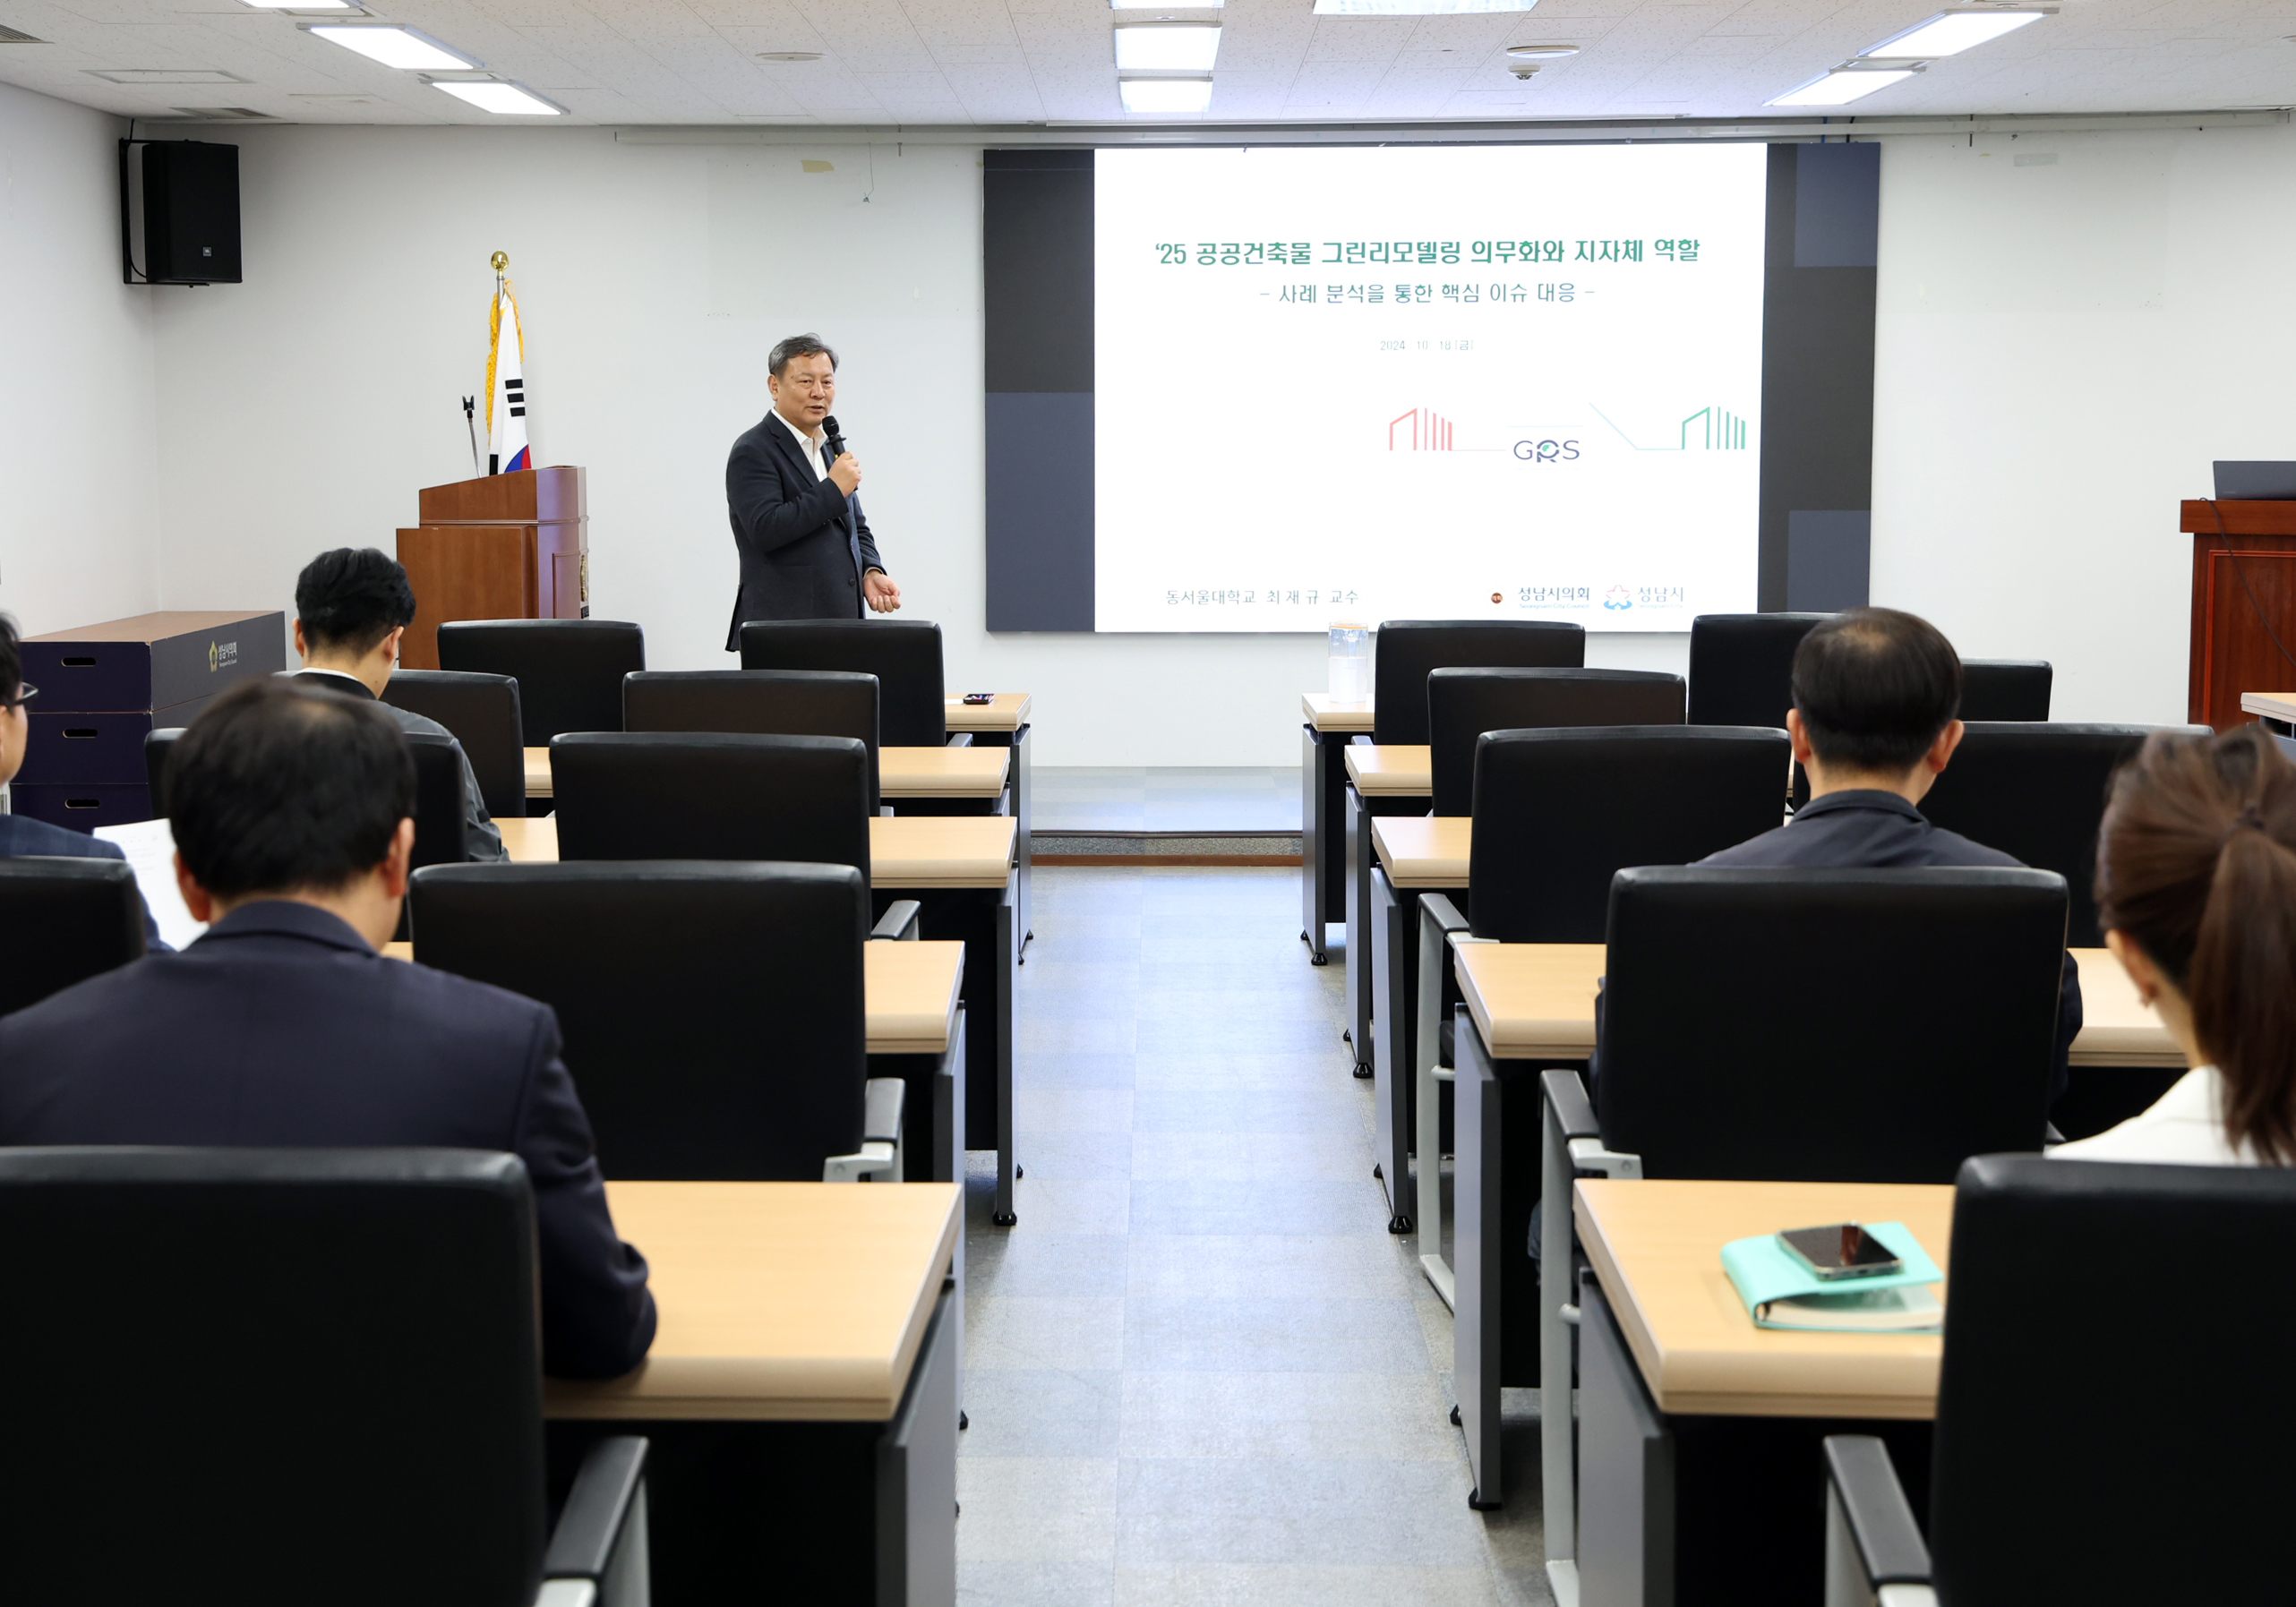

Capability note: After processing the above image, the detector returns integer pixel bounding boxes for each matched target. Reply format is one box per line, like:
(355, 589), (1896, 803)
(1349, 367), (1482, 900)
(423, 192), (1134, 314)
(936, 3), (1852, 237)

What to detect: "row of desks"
(525, 743), (1014, 802)
(493, 814), (1017, 890)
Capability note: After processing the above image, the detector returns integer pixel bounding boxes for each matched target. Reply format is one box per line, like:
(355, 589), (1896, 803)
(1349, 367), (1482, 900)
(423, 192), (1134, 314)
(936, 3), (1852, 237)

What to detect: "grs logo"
(210, 640), (238, 672)
(1512, 439), (1581, 463)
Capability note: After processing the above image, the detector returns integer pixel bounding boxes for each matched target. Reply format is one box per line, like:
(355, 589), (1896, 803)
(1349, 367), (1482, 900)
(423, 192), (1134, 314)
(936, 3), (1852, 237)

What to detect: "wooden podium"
(396, 466), (588, 670)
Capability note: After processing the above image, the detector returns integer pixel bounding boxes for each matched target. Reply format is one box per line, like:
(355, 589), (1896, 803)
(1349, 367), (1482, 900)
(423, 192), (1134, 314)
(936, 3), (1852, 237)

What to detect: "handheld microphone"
(823, 415), (846, 460)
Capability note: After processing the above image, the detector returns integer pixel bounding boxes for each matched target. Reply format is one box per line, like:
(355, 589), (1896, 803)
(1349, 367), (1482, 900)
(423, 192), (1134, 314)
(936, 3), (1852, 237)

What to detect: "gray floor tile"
(1129, 1130), (1371, 1183)
(1014, 1088), (1135, 1135)
(1135, 1013), (1349, 1053)
(961, 1561), (1119, 1606)
(1112, 1458), (1493, 1567)
(955, 1457), (1119, 1564)
(1014, 1051), (1138, 1090)
(1005, 1129), (1134, 1181)
(968, 1295), (1127, 1372)
(959, 1369), (1123, 1459)
(1124, 1235), (1406, 1299)
(1010, 1176), (1134, 1236)
(1018, 1016), (1139, 1055)
(1128, 1179), (1397, 1239)
(968, 1231), (1131, 1300)
(1114, 1564), (1500, 1605)
(1130, 1089), (1369, 1136)
(1122, 1296), (1432, 1373)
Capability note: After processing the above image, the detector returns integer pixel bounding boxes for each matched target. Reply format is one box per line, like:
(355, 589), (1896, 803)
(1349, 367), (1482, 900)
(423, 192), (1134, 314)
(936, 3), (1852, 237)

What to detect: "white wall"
(1871, 122), (2296, 726)
(0, 82), (160, 637)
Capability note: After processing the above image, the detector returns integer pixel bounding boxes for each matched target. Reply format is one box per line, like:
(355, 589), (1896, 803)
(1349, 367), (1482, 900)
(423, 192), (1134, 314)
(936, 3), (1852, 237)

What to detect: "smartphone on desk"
(962, 693), (995, 705)
(1777, 1223), (1903, 1281)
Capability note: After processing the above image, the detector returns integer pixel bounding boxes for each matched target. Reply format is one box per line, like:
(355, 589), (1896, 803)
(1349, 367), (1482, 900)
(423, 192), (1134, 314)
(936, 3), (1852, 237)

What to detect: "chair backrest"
(1600, 866), (2066, 1180)
(1685, 611), (1829, 728)
(0, 1146), (544, 1604)
(1917, 722), (2197, 948)
(1467, 727), (1791, 941)
(437, 620), (645, 745)
(1928, 1154), (2296, 1605)
(738, 619), (946, 747)
(1958, 659), (2052, 722)
(1427, 667), (1684, 816)
(149, 727), (465, 870)
(144, 725), (184, 812)
(1370, 620), (1587, 746)
(550, 731), (870, 872)
(0, 859), (148, 1015)
(411, 862), (869, 1180)
(382, 670), (527, 819)
(623, 669), (879, 809)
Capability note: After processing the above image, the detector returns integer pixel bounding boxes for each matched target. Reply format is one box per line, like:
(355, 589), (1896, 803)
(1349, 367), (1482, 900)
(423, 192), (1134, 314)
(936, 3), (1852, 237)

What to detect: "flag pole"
(462, 396), (479, 477)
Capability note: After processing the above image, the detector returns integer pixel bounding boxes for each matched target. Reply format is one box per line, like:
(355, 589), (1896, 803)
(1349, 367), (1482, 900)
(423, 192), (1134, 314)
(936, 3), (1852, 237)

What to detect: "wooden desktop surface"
(493, 816), (1015, 889)
(2240, 692), (2296, 723)
(523, 745), (1009, 800)
(1369, 815), (1470, 889)
(1453, 942), (2178, 1069)
(1576, 1178), (1953, 1420)
(544, 1180), (960, 1423)
(25, 609), (276, 643)
(1301, 693), (1375, 734)
(1345, 744), (1432, 797)
(943, 692), (1032, 733)
(383, 938), (964, 1056)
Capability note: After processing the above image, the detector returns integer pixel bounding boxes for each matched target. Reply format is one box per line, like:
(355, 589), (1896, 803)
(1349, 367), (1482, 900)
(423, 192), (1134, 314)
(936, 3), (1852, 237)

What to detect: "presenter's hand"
(829, 452), (862, 496)
(864, 570), (903, 613)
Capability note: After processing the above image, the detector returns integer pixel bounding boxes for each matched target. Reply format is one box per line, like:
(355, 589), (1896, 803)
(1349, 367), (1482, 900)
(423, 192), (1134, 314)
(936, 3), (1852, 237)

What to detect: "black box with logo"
(14, 611), (285, 831)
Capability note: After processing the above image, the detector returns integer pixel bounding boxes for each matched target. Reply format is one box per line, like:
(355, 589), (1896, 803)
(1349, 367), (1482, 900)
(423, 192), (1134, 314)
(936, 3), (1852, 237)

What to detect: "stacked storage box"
(14, 611), (285, 831)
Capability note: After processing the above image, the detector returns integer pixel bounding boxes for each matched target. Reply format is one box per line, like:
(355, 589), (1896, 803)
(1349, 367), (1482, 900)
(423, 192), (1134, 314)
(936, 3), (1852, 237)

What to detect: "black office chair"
(1426, 667), (1685, 816)
(1370, 620), (1586, 747)
(0, 859), (147, 1015)
(1825, 1155), (2296, 1607)
(383, 669), (528, 818)
(1958, 659), (2052, 722)
(1685, 612), (1829, 727)
(413, 862), (904, 1182)
(147, 728), (467, 870)
(623, 669), (880, 809)
(0, 1146), (649, 1605)
(551, 731), (870, 873)
(738, 619), (949, 748)
(438, 620), (645, 745)
(1917, 722), (2201, 948)
(144, 725), (184, 812)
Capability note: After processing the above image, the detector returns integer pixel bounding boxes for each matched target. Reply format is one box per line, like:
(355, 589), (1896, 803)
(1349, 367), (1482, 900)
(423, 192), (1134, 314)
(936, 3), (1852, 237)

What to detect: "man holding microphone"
(724, 332), (902, 646)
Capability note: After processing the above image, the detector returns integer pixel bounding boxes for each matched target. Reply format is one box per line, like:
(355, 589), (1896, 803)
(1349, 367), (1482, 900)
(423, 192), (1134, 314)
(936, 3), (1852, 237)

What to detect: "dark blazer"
(0, 811), (166, 949)
(725, 411), (885, 645)
(1698, 789), (2085, 1104)
(0, 900), (655, 1379)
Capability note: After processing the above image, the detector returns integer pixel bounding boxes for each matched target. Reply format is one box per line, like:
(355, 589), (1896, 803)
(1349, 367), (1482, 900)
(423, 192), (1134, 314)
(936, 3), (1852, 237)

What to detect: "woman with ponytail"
(2054, 723), (2296, 1164)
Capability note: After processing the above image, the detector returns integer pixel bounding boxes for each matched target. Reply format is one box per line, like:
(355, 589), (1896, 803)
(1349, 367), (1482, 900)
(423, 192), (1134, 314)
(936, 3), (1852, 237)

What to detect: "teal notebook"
(1719, 1222), (1945, 1334)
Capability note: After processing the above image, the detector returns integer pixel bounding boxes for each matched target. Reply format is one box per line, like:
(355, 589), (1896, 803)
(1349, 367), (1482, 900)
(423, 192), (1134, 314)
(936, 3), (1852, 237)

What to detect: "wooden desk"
(544, 1181), (960, 1603)
(1452, 942), (2176, 1070)
(2240, 691), (2296, 726)
(1369, 814), (1469, 889)
(942, 692), (1031, 733)
(941, 693), (1034, 964)
(1345, 743), (1431, 798)
(524, 744), (1009, 803)
(493, 815), (1016, 890)
(1576, 1178), (1951, 1421)
(1303, 695), (1376, 967)
(1301, 691), (1375, 734)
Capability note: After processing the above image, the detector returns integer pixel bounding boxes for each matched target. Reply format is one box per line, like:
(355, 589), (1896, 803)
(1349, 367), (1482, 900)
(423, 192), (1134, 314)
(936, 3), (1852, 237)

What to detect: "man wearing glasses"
(724, 331), (902, 646)
(0, 617), (167, 946)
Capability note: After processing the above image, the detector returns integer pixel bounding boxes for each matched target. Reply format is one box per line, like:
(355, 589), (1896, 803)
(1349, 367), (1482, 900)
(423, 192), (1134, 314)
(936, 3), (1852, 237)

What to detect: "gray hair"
(769, 332), (838, 377)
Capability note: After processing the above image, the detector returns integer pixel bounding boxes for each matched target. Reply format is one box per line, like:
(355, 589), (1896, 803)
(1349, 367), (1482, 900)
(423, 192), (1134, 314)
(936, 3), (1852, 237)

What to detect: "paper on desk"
(92, 817), (207, 951)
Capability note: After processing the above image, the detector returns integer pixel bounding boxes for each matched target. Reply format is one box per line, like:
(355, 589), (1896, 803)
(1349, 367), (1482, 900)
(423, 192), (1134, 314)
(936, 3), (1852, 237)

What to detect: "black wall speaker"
(134, 141), (241, 285)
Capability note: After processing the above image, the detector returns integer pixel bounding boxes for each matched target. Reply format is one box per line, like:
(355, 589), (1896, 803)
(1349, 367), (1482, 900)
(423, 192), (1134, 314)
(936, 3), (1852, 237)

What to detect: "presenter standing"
(724, 332), (902, 647)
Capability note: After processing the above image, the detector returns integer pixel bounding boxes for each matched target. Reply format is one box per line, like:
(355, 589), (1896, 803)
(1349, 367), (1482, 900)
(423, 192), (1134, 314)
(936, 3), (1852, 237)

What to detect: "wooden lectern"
(396, 466), (588, 670)
(2184, 499), (2296, 731)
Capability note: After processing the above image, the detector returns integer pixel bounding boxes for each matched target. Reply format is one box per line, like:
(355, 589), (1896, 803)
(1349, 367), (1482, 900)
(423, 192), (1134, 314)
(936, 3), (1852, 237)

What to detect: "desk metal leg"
(920, 883), (1017, 1229)
(994, 889), (1016, 1225)
(1345, 784), (1372, 1076)
(1415, 920), (1461, 1312)
(1300, 725), (1328, 964)
(1371, 866), (1415, 1235)
(1457, 1023), (1504, 1512)
(1009, 723), (1032, 961)
(1541, 1081), (1579, 1575)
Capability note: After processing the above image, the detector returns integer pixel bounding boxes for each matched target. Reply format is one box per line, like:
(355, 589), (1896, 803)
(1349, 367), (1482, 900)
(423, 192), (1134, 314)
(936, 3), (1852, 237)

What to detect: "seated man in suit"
(0, 615), (166, 948)
(292, 546), (506, 861)
(1700, 605), (2083, 1098)
(0, 678), (655, 1379)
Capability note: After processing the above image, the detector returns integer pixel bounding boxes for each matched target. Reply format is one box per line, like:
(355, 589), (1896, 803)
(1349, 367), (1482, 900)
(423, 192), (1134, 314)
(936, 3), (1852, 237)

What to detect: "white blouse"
(2049, 1067), (2262, 1166)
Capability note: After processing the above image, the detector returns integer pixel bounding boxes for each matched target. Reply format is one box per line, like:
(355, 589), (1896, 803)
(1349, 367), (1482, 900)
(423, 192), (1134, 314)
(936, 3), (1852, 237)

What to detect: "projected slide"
(1092, 144), (1769, 633)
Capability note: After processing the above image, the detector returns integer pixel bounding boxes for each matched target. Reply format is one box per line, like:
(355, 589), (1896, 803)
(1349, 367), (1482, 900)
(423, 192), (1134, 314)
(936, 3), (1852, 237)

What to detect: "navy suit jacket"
(724, 411), (884, 645)
(0, 811), (167, 949)
(0, 900), (655, 1379)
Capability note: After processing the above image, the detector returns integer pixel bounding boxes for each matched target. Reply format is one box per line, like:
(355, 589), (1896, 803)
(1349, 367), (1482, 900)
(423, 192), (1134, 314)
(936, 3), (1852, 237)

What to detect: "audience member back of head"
(2054, 724), (2296, 1166)
(0, 677), (655, 1378)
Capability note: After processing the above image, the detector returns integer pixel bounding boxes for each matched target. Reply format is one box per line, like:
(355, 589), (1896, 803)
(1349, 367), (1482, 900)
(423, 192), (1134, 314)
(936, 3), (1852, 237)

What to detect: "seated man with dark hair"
(0, 614), (167, 947)
(1701, 605), (2082, 1099)
(292, 546), (506, 861)
(0, 678), (655, 1379)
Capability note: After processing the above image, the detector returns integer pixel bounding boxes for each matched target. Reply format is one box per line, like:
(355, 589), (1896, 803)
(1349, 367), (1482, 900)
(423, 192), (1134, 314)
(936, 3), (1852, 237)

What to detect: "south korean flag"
(486, 281), (532, 475)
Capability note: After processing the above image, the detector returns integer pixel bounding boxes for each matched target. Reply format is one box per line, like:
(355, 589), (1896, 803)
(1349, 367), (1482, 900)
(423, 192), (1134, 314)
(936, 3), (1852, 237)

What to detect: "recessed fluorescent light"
(1314, 0), (1534, 14)
(1113, 0), (1220, 8)
(303, 24), (477, 71)
(1114, 22), (1221, 72)
(1506, 44), (1580, 60)
(433, 79), (564, 115)
(238, 0), (359, 10)
(1119, 75), (1212, 113)
(88, 68), (247, 83)
(1861, 8), (2052, 58)
(1768, 64), (1920, 107)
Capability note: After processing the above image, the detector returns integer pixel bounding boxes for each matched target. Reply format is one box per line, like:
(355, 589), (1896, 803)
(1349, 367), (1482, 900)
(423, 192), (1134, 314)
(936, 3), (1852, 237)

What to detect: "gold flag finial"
(490, 251), (509, 272)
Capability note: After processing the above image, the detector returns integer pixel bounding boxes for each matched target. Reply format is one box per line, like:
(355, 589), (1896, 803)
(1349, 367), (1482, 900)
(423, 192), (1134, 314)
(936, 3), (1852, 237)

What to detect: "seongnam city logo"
(1602, 586), (1633, 611)
(1386, 406), (1580, 462)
